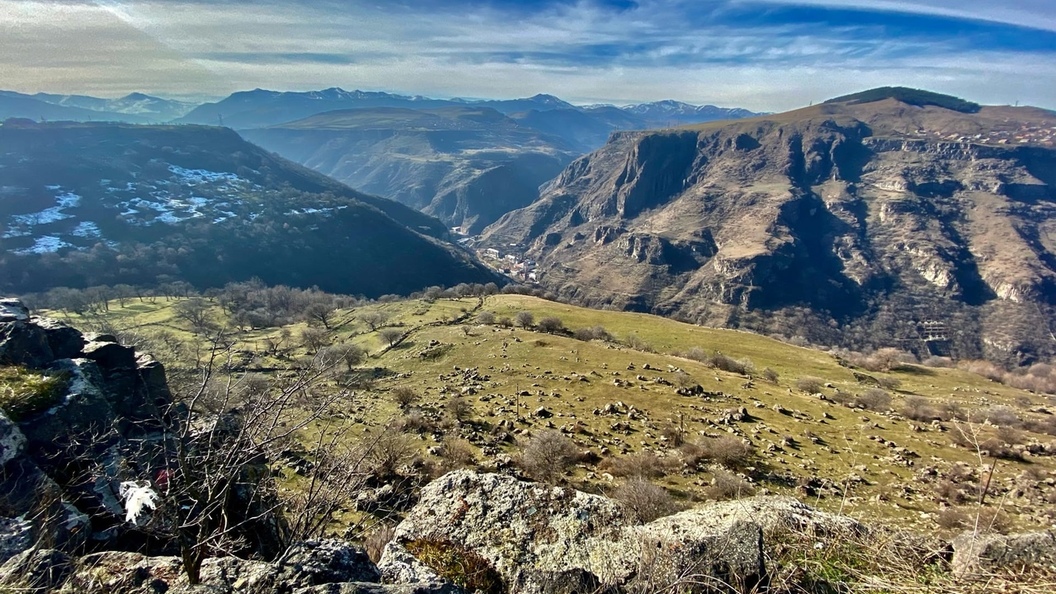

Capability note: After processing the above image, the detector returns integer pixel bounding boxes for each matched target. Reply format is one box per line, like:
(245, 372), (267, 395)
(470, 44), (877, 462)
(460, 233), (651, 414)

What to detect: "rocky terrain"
(0, 120), (499, 297)
(481, 88), (1056, 362)
(7, 293), (1056, 592)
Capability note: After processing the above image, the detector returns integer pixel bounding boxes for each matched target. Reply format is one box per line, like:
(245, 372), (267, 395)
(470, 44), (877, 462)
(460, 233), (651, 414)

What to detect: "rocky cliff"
(482, 92), (1056, 362)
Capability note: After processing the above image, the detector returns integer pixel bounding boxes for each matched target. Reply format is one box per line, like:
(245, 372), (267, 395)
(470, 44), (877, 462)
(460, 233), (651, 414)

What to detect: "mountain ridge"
(480, 90), (1056, 362)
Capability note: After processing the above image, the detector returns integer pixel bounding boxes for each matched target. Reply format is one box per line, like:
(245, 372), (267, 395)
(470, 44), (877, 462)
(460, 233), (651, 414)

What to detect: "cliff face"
(482, 99), (1056, 361)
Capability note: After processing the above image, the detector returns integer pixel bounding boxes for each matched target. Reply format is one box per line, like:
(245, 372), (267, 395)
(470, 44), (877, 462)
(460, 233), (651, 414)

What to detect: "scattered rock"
(952, 529), (1056, 576)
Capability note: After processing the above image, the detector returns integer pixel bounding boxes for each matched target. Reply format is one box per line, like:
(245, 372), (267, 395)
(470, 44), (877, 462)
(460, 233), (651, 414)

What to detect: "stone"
(82, 339), (139, 370)
(34, 318), (85, 360)
(379, 471), (770, 593)
(952, 529), (1056, 576)
(0, 320), (53, 367)
(0, 298), (29, 322)
(0, 407), (26, 465)
(0, 548), (74, 593)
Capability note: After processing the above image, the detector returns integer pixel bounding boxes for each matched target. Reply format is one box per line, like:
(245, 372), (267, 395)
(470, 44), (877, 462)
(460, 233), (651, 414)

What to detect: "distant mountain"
(0, 91), (196, 123)
(0, 120), (499, 296)
(481, 89), (1056, 362)
(177, 88), (458, 129)
(0, 91), (149, 123)
(621, 100), (762, 124)
(242, 106), (577, 234)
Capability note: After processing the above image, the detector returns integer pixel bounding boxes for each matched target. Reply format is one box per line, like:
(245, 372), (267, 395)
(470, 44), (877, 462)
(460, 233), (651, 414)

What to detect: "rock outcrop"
(379, 471), (862, 593)
(952, 529), (1056, 576)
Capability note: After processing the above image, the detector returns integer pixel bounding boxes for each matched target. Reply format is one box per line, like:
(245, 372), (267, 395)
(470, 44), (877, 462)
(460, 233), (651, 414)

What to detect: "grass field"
(50, 293), (1056, 538)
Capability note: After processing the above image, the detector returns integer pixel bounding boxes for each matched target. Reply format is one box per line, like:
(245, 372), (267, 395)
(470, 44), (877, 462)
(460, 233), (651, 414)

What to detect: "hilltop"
(481, 89), (1056, 363)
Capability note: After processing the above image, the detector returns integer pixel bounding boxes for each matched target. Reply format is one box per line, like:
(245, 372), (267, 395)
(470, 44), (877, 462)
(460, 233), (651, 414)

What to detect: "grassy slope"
(53, 295), (1056, 535)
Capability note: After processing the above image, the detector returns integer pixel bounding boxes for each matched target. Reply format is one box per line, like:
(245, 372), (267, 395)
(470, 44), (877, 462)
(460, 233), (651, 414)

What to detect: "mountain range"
(481, 88), (1056, 363)
(0, 120), (499, 297)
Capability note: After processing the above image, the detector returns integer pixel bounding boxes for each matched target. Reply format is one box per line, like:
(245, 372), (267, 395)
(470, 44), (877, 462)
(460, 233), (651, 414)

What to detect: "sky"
(1, 0), (1054, 111)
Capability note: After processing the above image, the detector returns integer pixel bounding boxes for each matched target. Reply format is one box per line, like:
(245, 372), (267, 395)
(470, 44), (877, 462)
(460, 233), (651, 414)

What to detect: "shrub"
(378, 327), (403, 347)
(405, 539), (505, 594)
(445, 395), (473, 423)
(984, 405), (1022, 427)
(707, 352), (754, 376)
(682, 435), (752, 470)
(856, 388), (891, 412)
(760, 367), (779, 383)
(685, 346), (708, 362)
(392, 386), (420, 409)
(363, 523), (396, 563)
(600, 451), (673, 479)
(877, 376), (901, 390)
(536, 316), (565, 334)
(363, 429), (417, 478)
(519, 430), (578, 483)
(573, 325), (612, 342)
(614, 479), (682, 523)
(902, 396), (940, 422)
(300, 327), (330, 352)
(475, 311), (496, 325)
(795, 376), (825, 393)
(706, 469), (755, 500)
(624, 334), (655, 353)
(439, 437), (476, 470)
(514, 311), (534, 328)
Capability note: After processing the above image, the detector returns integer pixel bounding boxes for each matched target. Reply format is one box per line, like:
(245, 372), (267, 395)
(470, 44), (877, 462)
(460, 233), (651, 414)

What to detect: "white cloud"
(0, 0), (1053, 110)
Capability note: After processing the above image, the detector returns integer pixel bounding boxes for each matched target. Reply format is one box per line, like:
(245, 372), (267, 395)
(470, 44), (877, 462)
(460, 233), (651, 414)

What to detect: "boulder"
(379, 471), (768, 593)
(34, 317), (85, 360)
(82, 338), (139, 370)
(952, 529), (1056, 576)
(0, 320), (53, 367)
(0, 298), (29, 322)
(0, 548), (74, 593)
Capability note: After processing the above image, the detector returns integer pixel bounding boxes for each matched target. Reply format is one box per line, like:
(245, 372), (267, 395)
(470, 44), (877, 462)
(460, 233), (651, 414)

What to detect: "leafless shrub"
(1024, 415), (1056, 436)
(613, 479), (683, 523)
(958, 359), (1005, 382)
(922, 356), (954, 368)
(705, 469), (755, 500)
(519, 430), (578, 483)
(536, 316), (565, 334)
(514, 311), (534, 328)
(795, 376), (825, 393)
(856, 388), (891, 412)
(439, 437), (476, 470)
(392, 386), (420, 409)
(378, 328), (403, 347)
(706, 352), (754, 376)
(877, 376), (901, 390)
(681, 435), (752, 470)
(395, 409), (436, 434)
(475, 311), (496, 325)
(903, 396), (942, 422)
(445, 395), (473, 423)
(300, 327), (330, 353)
(760, 367), (779, 383)
(684, 346), (708, 362)
(600, 451), (674, 479)
(572, 325), (612, 342)
(624, 334), (655, 353)
(363, 522), (396, 564)
(984, 405), (1022, 427)
(363, 428), (418, 478)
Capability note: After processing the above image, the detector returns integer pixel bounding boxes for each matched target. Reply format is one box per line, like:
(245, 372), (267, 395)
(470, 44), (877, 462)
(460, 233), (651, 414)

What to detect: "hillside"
(242, 106), (577, 234)
(0, 121), (500, 296)
(481, 90), (1056, 363)
(51, 292), (1056, 539)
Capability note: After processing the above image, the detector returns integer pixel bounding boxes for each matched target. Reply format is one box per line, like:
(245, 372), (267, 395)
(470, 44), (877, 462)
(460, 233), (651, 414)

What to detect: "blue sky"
(1, 0), (1054, 110)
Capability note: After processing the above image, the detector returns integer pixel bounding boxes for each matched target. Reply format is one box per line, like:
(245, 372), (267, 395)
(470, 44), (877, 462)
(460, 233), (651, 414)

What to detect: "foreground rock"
(952, 529), (1056, 576)
(379, 471), (863, 593)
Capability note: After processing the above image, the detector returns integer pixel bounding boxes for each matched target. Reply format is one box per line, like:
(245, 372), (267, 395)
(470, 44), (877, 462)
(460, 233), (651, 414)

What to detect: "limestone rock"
(952, 529), (1056, 576)
(0, 298), (29, 322)
(379, 470), (768, 593)
(0, 548), (74, 593)
(0, 407), (26, 465)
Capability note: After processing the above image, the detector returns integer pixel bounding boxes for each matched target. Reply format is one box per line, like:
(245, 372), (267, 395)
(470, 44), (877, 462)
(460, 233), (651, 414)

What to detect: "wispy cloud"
(0, 0), (1053, 110)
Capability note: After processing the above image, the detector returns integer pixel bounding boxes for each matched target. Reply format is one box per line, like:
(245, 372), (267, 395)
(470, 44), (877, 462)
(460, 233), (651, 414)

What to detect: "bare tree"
(304, 302), (337, 329)
(519, 430), (578, 483)
(379, 328), (403, 347)
(359, 311), (389, 331)
(173, 297), (215, 335)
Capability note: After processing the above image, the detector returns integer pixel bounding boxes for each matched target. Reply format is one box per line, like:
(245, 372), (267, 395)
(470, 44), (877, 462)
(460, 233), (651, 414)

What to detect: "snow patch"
(71, 221), (102, 238)
(13, 235), (73, 254)
(168, 165), (241, 185)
